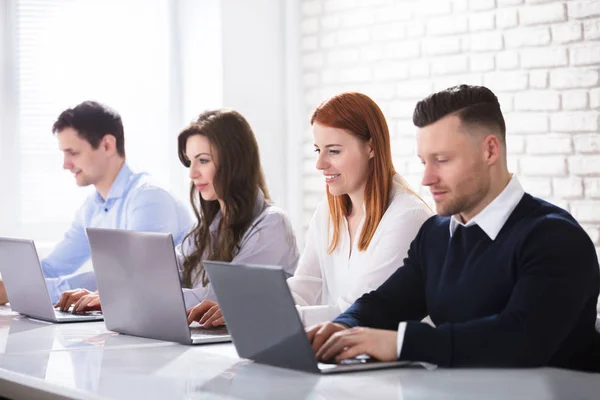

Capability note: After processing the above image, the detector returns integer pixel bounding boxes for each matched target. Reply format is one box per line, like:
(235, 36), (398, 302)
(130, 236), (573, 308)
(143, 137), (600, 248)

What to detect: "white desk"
(0, 306), (598, 400)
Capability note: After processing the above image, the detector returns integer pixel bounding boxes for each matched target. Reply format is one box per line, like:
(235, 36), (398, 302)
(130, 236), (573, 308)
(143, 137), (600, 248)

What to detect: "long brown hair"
(311, 92), (418, 253)
(177, 109), (270, 287)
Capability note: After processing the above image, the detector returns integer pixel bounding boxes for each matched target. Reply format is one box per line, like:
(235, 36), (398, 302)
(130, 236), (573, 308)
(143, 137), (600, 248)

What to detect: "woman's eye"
(314, 148), (320, 154)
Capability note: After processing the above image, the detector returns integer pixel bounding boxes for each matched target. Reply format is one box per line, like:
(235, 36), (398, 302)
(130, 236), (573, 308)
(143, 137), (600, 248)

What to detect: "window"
(5, 0), (190, 252)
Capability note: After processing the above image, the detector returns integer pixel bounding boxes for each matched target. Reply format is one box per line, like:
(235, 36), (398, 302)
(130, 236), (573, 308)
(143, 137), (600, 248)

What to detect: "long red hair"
(311, 92), (407, 253)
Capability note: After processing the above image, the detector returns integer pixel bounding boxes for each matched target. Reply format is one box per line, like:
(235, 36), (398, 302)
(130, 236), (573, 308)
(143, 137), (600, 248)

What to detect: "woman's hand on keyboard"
(186, 300), (225, 327)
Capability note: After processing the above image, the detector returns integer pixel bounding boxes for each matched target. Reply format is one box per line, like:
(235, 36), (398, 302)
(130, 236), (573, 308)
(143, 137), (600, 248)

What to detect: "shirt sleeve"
(397, 322), (407, 358)
(176, 238), (217, 309)
(182, 286), (217, 310)
(287, 205), (324, 307)
(40, 202), (91, 279)
(46, 270), (98, 304)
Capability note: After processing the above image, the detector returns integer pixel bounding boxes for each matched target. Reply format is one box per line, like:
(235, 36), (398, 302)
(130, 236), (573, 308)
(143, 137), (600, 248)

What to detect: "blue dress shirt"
(42, 163), (193, 302)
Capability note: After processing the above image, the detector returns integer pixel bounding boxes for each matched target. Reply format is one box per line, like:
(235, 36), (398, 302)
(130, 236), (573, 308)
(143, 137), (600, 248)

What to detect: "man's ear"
(102, 134), (117, 155)
(483, 134), (501, 165)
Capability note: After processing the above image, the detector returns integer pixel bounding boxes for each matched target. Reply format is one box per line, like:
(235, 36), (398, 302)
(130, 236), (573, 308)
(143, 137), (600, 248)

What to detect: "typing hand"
(54, 288), (98, 312)
(186, 300), (225, 327)
(72, 292), (102, 313)
(306, 321), (347, 354)
(315, 327), (398, 363)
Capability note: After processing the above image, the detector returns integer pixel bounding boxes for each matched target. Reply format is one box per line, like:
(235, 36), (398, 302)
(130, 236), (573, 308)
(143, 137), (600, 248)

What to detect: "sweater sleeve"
(399, 217), (600, 367)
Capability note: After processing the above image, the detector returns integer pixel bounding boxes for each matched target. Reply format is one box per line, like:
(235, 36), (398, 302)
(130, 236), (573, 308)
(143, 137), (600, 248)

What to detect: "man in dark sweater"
(307, 85), (600, 371)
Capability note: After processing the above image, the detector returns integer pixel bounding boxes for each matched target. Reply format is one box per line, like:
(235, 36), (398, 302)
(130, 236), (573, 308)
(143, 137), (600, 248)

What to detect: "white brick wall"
(298, 0), (600, 310)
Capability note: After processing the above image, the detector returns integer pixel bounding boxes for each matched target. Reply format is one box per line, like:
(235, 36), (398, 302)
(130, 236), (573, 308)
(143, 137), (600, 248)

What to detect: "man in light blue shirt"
(0, 101), (193, 304)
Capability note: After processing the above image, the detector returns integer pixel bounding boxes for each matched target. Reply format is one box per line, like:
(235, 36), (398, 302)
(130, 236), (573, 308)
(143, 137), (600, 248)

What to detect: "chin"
(327, 190), (345, 197)
(75, 177), (90, 187)
(326, 185), (347, 197)
(435, 203), (461, 217)
(200, 193), (218, 202)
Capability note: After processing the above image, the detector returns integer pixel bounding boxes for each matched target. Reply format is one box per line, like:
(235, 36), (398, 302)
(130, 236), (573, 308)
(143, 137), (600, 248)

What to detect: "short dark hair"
(52, 101), (125, 157)
(412, 84), (506, 143)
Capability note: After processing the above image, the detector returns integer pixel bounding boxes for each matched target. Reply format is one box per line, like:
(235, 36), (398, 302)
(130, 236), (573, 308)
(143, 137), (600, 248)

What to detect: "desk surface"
(0, 306), (598, 400)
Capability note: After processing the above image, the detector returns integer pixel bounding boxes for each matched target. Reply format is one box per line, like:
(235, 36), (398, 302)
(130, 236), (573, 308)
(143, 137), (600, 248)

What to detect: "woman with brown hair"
(288, 92), (432, 326)
(177, 109), (298, 326)
(60, 109), (299, 326)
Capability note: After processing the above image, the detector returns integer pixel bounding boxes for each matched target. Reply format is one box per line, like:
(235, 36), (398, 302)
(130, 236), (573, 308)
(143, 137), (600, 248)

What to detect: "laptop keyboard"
(190, 326), (229, 337)
(54, 309), (102, 319)
(320, 354), (375, 365)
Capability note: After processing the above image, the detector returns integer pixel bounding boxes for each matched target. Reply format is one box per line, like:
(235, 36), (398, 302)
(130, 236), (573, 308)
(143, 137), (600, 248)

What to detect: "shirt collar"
(449, 174), (525, 240)
(94, 163), (133, 204)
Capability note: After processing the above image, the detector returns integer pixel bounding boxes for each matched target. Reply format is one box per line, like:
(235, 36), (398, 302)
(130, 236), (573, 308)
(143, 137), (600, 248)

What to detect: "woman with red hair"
(288, 92), (432, 326)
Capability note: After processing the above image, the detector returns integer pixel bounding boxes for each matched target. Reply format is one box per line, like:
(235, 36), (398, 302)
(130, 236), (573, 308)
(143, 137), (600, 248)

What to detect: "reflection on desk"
(0, 305), (599, 400)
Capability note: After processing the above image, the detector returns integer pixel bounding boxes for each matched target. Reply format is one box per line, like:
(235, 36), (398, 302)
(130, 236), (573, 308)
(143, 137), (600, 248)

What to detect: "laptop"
(0, 237), (104, 323)
(86, 228), (231, 345)
(204, 261), (413, 374)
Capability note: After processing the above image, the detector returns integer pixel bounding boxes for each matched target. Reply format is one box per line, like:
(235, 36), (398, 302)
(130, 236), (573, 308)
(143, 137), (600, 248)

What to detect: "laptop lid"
(0, 237), (59, 321)
(204, 261), (320, 373)
(86, 228), (194, 344)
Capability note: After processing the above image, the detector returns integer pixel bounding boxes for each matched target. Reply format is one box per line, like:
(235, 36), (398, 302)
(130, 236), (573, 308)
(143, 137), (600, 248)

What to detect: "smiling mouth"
(324, 174), (340, 183)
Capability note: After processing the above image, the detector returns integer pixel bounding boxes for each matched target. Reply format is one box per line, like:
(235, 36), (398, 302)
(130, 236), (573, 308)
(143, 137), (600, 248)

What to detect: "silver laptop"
(86, 228), (231, 345)
(204, 261), (412, 374)
(0, 237), (104, 323)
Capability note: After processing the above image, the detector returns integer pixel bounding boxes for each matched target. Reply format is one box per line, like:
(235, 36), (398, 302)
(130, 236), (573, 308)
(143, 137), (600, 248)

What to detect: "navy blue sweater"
(334, 194), (600, 371)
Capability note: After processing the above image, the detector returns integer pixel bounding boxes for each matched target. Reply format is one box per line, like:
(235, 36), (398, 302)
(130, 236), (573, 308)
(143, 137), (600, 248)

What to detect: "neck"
(95, 158), (125, 200)
(347, 186), (366, 219)
(459, 169), (512, 223)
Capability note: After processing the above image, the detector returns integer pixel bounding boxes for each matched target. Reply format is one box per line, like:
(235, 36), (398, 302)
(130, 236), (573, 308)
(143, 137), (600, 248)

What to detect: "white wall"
(221, 0), (288, 208)
(219, 0), (305, 242)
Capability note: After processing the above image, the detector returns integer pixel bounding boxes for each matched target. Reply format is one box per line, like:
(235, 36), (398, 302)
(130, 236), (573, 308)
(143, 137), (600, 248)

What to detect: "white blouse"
(288, 175), (433, 326)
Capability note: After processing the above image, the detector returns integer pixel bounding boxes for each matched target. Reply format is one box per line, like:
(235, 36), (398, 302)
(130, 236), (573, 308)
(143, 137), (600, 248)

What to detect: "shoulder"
(254, 203), (294, 230)
(518, 195), (589, 244)
(126, 174), (181, 206)
(250, 203), (298, 243)
(384, 181), (433, 223)
(507, 195), (597, 266)
(417, 214), (451, 239)
(312, 196), (330, 218)
(304, 196), (330, 228)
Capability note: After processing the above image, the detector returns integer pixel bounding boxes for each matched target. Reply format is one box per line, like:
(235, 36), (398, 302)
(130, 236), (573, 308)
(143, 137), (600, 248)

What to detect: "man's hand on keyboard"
(55, 288), (101, 313)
